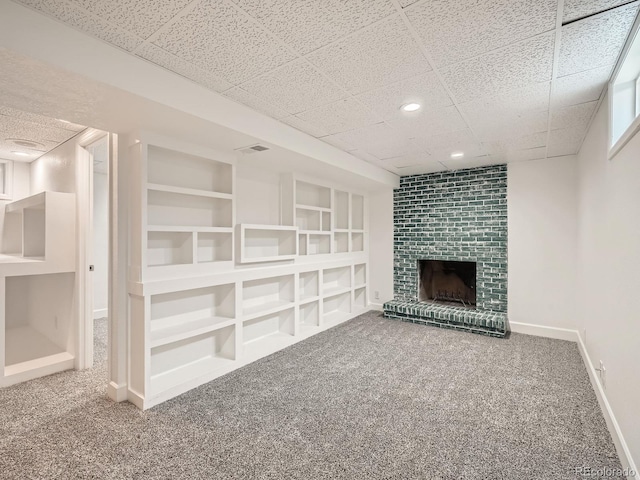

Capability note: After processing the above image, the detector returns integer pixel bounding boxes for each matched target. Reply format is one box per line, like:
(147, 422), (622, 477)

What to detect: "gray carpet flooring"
(0, 312), (621, 479)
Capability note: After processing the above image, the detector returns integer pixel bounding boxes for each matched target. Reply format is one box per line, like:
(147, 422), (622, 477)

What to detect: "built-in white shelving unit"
(237, 224), (297, 264)
(0, 191), (77, 387)
(127, 135), (369, 409)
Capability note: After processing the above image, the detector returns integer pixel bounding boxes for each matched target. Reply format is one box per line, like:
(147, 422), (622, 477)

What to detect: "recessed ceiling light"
(11, 151), (31, 157)
(56, 118), (71, 124)
(450, 151), (464, 159)
(401, 103), (421, 112)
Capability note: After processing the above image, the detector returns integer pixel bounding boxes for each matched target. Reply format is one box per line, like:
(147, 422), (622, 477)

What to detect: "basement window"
(610, 17), (640, 158)
(0, 160), (13, 200)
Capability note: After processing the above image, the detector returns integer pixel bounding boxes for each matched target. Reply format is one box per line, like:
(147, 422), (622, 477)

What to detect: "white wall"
(235, 163), (281, 225)
(93, 172), (108, 317)
(30, 140), (77, 194)
(0, 161), (30, 253)
(507, 158), (579, 331)
(368, 188), (394, 308)
(577, 100), (640, 468)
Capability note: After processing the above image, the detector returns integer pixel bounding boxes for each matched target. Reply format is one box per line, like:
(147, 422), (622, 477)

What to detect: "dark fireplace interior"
(419, 260), (476, 308)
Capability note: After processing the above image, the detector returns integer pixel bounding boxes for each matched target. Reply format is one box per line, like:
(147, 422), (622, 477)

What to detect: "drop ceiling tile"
(69, 0), (191, 39)
(563, 0), (633, 22)
(440, 155), (505, 171)
(296, 98), (382, 135)
(0, 116), (81, 145)
(463, 105), (549, 142)
(558, 2), (638, 77)
(239, 59), (348, 115)
(354, 71), (452, 120)
(319, 134), (357, 152)
(551, 101), (598, 130)
(458, 82), (551, 116)
(386, 105), (468, 139)
(136, 44), (233, 92)
(484, 143), (548, 162)
(421, 129), (478, 151)
(382, 151), (432, 168)
(332, 122), (425, 159)
(440, 32), (556, 103)
(349, 149), (381, 163)
(547, 125), (587, 156)
(152, 0), (297, 85)
(306, 15), (431, 94)
(231, 0), (396, 55)
(405, 0), (557, 67)
(17, 0), (143, 51)
(399, 0), (422, 8)
(395, 163), (450, 175)
(280, 115), (330, 138)
(224, 86), (290, 119)
(0, 106), (85, 132)
(428, 143), (488, 164)
(552, 65), (612, 107)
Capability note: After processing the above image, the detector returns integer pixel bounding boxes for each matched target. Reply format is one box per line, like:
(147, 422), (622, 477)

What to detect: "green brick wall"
(393, 165), (508, 313)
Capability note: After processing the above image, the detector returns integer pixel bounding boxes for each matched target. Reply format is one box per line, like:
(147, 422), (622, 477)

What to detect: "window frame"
(0, 159), (13, 201)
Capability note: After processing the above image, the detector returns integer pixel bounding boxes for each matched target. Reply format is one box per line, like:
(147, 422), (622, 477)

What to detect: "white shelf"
(242, 274), (295, 317)
(243, 308), (294, 346)
(295, 204), (331, 213)
(147, 226), (232, 233)
(299, 300), (319, 327)
(238, 224), (298, 264)
(354, 264), (366, 286)
(242, 300), (295, 322)
(4, 192), (46, 213)
(5, 325), (66, 367)
(295, 181), (331, 209)
(323, 285), (352, 298)
(150, 316), (236, 349)
(299, 295), (320, 305)
(147, 190), (233, 228)
(147, 183), (233, 200)
(323, 266), (351, 292)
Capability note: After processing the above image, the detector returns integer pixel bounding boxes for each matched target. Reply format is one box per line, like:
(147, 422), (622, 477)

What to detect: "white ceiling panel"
(550, 101), (598, 130)
(558, 2), (638, 77)
(405, 0), (557, 67)
(463, 105), (549, 142)
(398, 0), (422, 8)
(386, 105), (468, 139)
(547, 125), (587, 156)
(382, 151), (433, 168)
(421, 129), (478, 151)
(458, 82), (551, 115)
(69, 0), (191, 39)
(318, 134), (357, 152)
(136, 44), (233, 93)
(0, 106), (85, 133)
(439, 155), (503, 171)
(349, 149), (381, 163)
(279, 115), (331, 138)
(440, 32), (556, 104)
(332, 122), (425, 159)
(394, 163), (449, 175)
(487, 145), (548, 163)
(224, 86), (290, 120)
(551, 65), (613, 107)
(295, 98), (382, 136)
(306, 15), (432, 94)
(152, 0), (296, 85)
(16, 0), (143, 51)
(354, 71), (452, 120)
(563, 0), (634, 22)
(230, 0), (395, 55)
(239, 59), (348, 115)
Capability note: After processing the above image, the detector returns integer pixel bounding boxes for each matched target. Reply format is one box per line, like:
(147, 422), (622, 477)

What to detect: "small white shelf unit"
(1, 191), (77, 387)
(127, 135), (369, 410)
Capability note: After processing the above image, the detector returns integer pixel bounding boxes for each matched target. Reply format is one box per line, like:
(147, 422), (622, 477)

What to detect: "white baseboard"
(107, 381), (128, 403)
(576, 336), (638, 476)
(368, 302), (384, 312)
(93, 308), (108, 319)
(509, 321), (579, 342)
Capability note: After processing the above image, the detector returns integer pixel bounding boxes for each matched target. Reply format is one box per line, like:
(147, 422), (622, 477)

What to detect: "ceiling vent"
(236, 144), (270, 155)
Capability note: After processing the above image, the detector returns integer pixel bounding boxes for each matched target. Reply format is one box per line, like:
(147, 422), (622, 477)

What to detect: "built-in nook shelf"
(238, 224), (297, 264)
(351, 194), (364, 231)
(299, 271), (319, 302)
(242, 275), (295, 320)
(323, 291), (351, 324)
(243, 308), (295, 354)
(354, 287), (367, 309)
(2, 272), (76, 386)
(323, 266), (351, 296)
(147, 190), (233, 228)
(150, 325), (235, 396)
(296, 181), (331, 209)
(299, 301), (320, 331)
(149, 283), (235, 348)
(334, 232), (349, 253)
(354, 264), (366, 288)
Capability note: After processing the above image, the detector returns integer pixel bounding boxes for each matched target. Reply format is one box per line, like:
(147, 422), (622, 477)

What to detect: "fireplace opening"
(419, 260), (476, 308)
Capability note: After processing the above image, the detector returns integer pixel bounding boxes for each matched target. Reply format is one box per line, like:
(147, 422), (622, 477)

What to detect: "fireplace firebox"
(419, 260), (476, 308)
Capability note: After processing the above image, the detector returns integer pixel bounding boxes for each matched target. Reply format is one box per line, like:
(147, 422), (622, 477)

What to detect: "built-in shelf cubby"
(308, 234), (330, 255)
(334, 190), (349, 230)
(242, 275), (295, 319)
(323, 291), (351, 324)
(243, 308), (294, 349)
(296, 181), (331, 209)
(323, 266), (351, 296)
(352, 194), (364, 231)
(299, 271), (319, 301)
(299, 301), (320, 329)
(150, 325), (235, 396)
(197, 232), (233, 263)
(334, 232), (349, 253)
(238, 224), (297, 263)
(149, 283), (235, 348)
(354, 287), (367, 309)
(354, 264), (366, 287)
(351, 232), (364, 252)
(147, 231), (193, 267)
(147, 190), (233, 228)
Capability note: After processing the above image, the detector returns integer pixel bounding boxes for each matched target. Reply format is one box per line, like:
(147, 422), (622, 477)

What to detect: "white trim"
(508, 321), (579, 342)
(108, 381), (128, 403)
(576, 336), (638, 475)
(609, 112), (640, 160)
(93, 308), (108, 319)
(0, 160), (13, 200)
(368, 302), (384, 312)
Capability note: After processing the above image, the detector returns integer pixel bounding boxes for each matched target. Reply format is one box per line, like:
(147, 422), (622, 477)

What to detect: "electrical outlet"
(374, 291), (380, 300)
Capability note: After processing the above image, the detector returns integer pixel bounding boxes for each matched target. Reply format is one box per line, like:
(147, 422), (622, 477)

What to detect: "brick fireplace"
(383, 165), (508, 337)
